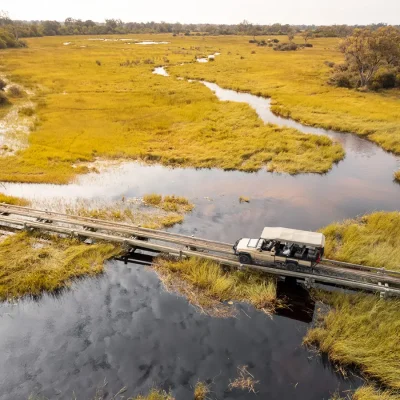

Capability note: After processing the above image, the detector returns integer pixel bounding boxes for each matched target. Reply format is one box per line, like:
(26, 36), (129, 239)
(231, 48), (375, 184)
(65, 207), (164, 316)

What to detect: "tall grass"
(321, 211), (400, 270)
(0, 192), (30, 206)
(304, 292), (400, 390)
(0, 232), (121, 300)
(0, 34), (345, 184)
(153, 257), (277, 316)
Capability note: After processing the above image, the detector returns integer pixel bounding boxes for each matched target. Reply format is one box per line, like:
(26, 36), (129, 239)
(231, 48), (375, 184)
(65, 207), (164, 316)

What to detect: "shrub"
(274, 42), (298, 51)
(0, 39), (6, 49)
(95, 60), (101, 66)
(324, 61), (335, 68)
(272, 38), (280, 43)
(370, 69), (398, 90)
(0, 79), (6, 91)
(0, 91), (9, 106)
(329, 71), (354, 88)
(19, 106), (35, 116)
(7, 85), (24, 97)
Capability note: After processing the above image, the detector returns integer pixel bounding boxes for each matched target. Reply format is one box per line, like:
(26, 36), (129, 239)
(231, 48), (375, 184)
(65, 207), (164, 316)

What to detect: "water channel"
(0, 62), (399, 399)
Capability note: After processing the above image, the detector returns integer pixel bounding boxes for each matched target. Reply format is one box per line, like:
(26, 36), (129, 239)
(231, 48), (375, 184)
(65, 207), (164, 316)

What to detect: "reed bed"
(0, 192), (30, 206)
(153, 256), (278, 317)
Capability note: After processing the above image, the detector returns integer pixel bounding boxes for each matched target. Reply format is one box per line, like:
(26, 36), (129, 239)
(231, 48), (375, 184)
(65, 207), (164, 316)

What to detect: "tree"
(339, 27), (400, 87)
(287, 29), (295, 42)
(301, 30), (314, 43)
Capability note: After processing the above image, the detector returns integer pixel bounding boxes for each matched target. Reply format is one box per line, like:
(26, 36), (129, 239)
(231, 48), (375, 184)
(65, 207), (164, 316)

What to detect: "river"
(0, 62), (398, 399)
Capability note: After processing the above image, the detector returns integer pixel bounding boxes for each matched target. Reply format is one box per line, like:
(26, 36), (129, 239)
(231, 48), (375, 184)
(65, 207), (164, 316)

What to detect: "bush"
(19, 106), (35, 116)
(371, 69), (398, 90)
(0, 79), (6, 91)
(272, 38), (280, 43)
(0, 39), (6, 49)
(7, 85), (24, 97)
(274, 42), (298, 51)
(324, 60), (335, 68)
(95, 60), (101, 66)
(0, 92), (9, 106)
(329, 71), (354, 88)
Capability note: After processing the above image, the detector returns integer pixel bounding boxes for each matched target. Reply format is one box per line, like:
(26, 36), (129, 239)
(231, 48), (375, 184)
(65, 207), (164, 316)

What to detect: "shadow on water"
(0, 260), (364, 400)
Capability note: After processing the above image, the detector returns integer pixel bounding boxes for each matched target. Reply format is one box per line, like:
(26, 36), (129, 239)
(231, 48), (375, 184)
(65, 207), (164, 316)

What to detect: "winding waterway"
(0, 62), (399, 399)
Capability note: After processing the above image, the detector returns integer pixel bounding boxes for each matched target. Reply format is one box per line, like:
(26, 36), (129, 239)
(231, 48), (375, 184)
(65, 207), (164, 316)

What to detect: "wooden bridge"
(1, 202), (400, 298)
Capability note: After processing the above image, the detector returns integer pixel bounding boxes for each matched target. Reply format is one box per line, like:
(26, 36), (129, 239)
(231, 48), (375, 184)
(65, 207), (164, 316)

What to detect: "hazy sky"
(3, 0), (400, 25)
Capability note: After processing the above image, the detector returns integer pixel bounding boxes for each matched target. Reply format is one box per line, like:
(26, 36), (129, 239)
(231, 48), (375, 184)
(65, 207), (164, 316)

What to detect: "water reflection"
(0, 261), (362, 400)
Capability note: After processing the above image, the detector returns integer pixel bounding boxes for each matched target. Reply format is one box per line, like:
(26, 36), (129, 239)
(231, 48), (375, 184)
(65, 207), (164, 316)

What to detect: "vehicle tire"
(286, 262), (298, 271)
(239, 254), (252, 265)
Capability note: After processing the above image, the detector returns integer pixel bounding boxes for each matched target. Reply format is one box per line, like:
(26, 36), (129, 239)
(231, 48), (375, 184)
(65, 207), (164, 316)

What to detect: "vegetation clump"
(143, 194), (194, 213)
(304, 292), (400, 390)
(194, 381), (210, 400)
(0, 232), (121, 301)
(321, 211), (400, 271)
(153, 257), (278, 317)
(0, 192), (30, 206)
(352, 386), (400, 400)
(228, 365), (259, 394)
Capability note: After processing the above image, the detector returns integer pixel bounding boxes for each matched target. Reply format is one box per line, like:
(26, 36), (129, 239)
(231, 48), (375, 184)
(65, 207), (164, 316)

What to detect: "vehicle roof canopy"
(261, 227), (325, 248)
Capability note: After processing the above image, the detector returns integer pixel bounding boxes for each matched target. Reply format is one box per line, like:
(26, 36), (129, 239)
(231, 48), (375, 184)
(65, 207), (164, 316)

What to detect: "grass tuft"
(143, 194), (194, 213)
(194, 381), (210, 400)
(228, 365), (259, 393)
(153, 257), (278, 317)
(239, 196), (250, 203)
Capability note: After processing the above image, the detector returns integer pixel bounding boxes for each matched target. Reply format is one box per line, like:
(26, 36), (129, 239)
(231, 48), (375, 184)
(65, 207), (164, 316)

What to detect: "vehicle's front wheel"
(239, 254), (252, 264)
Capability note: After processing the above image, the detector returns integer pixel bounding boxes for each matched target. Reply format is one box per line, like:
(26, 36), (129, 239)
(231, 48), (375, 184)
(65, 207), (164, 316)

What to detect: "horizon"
(2, 0), (399, 26)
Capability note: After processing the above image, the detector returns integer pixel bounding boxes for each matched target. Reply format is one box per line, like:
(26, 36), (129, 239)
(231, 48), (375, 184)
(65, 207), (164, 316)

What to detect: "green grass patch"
(304, 292), (400, 390)
(321, 211), (400, 271)
(153, 256), (278, 317)
(0, 232), (121, 301)
(143, 194), (194, 213)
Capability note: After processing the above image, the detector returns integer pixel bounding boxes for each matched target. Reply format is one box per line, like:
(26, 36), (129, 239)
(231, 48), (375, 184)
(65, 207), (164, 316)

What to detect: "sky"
(2, 0), (400, 25)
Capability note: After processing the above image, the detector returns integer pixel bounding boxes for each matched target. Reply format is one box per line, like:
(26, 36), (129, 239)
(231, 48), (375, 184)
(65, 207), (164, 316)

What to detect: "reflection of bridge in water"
(1, 202), (400, 298)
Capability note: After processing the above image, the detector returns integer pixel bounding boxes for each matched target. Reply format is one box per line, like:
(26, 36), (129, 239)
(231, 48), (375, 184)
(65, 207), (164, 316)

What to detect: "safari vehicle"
(233, 227), (325, 270)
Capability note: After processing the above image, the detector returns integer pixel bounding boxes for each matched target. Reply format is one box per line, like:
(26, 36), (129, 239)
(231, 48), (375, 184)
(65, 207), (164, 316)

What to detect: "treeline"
(1, 12), (398, 42)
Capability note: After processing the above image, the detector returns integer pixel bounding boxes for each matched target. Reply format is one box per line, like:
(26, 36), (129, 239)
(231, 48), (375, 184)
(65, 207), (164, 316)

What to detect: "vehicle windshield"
(247, 239), (260, 248)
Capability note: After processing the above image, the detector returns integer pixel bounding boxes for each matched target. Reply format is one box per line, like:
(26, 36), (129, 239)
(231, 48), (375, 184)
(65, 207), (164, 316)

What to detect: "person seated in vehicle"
(282, 243), (294, 256)
(262, 240), (274, 251)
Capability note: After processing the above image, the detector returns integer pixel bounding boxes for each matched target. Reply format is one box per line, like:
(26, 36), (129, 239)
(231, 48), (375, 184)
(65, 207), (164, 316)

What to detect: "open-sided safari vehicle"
(233, 227), (325, 269)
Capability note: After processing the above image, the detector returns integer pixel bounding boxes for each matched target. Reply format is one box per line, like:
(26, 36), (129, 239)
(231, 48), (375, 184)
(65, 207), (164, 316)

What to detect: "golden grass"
(194, 381), (210, 400)
(353, 386), (400, 400)
(321, 211), (400, 271)
(0, 35), (346, 184)
(133, 389), (175, 400)
(228, 365), (259, 394)
(153, 256), (277, 317)
(143, 194), (194, 213)
(170, 36), (400, 156)
(395, 171), (400, 182)
(304, 292), (400, 390)
(65, 202), (184, 230)
(0, 232), (121, 301)
(0, 192), (30, 206)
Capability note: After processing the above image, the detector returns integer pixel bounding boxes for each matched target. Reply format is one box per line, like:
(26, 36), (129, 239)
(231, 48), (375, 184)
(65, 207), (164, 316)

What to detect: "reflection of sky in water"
(0, 262), (362, 400)
(2, 80), (400, 242)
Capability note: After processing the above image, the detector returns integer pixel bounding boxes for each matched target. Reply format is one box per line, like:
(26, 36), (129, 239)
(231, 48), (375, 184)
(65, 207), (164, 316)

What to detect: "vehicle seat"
(294, 246), (306, 258)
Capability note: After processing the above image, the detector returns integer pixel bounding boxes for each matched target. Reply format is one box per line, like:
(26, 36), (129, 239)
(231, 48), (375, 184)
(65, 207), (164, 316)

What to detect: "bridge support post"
(304, 277), (315, 289)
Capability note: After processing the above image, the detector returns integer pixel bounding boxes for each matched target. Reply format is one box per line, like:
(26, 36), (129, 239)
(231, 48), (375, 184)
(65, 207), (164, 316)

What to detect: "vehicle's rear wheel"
(286, 262), (298, 271)
(239, 254), (252, 264)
